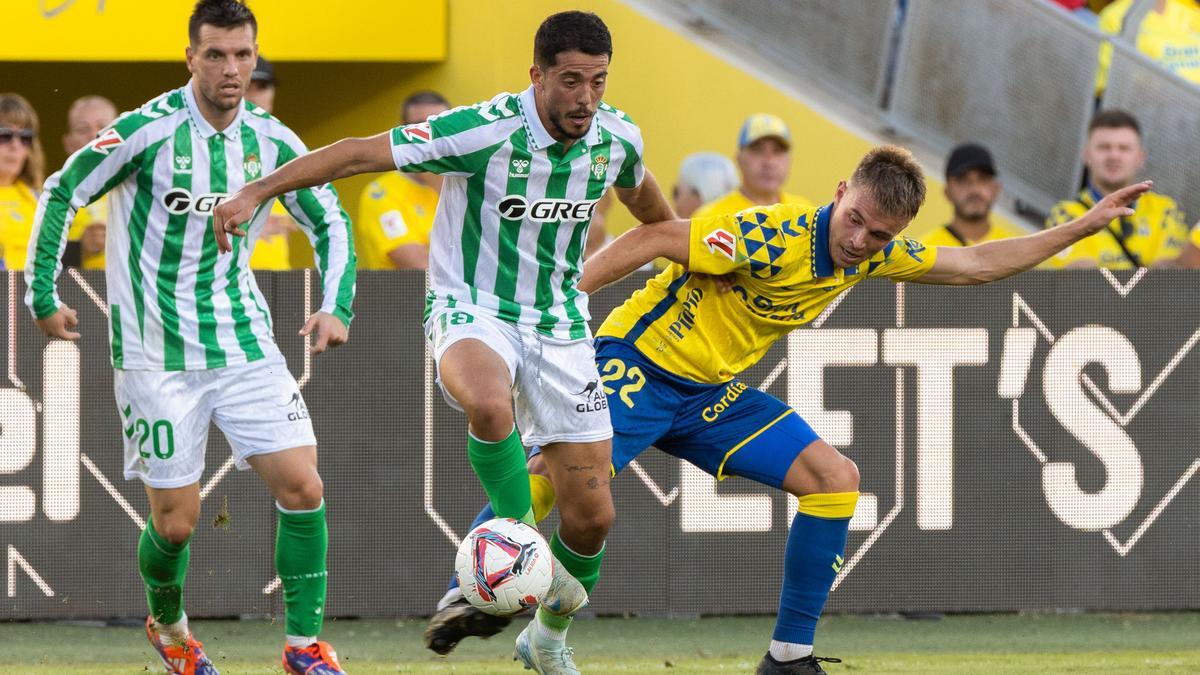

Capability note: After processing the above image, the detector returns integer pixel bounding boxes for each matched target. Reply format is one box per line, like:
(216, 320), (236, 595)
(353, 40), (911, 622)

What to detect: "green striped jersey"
(392, 86), (645, 340)
(25, 82), (356, 371)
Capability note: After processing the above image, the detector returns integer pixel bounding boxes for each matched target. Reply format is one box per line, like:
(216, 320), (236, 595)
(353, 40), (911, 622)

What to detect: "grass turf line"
(2, 613), (1198, 673)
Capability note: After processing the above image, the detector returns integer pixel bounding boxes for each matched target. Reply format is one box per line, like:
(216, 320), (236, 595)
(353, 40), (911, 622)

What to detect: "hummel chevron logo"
(122, 405), (135, 439)
(831, 554), (844, 574)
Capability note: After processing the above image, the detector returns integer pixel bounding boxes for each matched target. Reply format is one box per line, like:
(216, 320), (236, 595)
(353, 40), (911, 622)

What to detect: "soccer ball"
(455, 517), (554, 616)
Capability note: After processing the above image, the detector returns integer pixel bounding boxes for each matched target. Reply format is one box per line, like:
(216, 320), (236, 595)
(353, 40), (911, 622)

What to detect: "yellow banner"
(4, 0), (446, 61)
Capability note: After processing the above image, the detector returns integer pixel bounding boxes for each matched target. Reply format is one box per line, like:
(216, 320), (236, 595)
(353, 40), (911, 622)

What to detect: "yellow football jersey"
(249, 201), (293, 271)
(1191, 222), (1200, 250)
(920, 221), (1023, 247)
(1046, 187), (1187, 269)
(69, 194), (108, 269)
(597, 202), (937, 384)
(1097, 0), (1200, 92)
(692, 189), (811, 219)
(0, 182), (38, 271)
(356, 172), (438, 270)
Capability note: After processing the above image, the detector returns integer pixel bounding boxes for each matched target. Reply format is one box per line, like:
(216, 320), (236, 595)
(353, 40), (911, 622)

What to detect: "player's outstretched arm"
(213, 131), (395, 252)
(578, 218), (690, 293)
(917, 181), (1151, 285)
(614, 170), (676, 224)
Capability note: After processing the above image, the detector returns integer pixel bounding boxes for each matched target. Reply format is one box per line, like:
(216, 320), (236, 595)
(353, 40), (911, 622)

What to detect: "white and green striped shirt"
(393, 86), (645, 340)
(26, 82), (356, 371)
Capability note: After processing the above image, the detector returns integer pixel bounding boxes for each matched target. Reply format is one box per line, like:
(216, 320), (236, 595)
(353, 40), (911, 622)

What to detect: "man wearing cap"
(1046, 109), (1187, 268)
(693, 113), (811, 218)
(672, 152), (740, 219)
(247, 55), (277, 113)
(922, 143), (1023, 247)
(244, 55), (295, 271)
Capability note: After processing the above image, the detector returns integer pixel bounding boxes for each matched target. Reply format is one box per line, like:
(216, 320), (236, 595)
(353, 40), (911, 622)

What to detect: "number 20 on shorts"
(122, 405), (176, 459)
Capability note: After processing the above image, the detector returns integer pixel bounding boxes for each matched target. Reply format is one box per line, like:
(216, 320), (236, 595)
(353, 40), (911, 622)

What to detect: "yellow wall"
(5, 0), (991, 249)
(4, 0), (446, 61)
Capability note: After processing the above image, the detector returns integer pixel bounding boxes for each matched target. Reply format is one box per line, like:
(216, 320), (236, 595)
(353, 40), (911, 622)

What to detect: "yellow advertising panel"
(3, 0), (445, 61)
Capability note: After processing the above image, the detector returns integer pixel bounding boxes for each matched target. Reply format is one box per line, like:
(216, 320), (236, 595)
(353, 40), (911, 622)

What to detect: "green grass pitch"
(3, 613), (1199, 673)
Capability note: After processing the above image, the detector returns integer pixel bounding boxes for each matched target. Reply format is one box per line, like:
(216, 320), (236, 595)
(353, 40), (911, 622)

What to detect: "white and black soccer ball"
(454, 517), (554, 616)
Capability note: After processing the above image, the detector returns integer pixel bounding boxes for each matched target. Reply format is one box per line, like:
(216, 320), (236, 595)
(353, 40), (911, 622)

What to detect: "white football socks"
(286, 634), (318, 649)
(156, 613), (190, 645)
(769, 640), (814, 662)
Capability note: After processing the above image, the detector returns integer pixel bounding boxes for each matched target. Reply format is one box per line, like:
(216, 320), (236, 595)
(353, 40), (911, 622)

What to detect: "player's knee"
(829, 455), (860, 493)
(152, 516), (196, 545)
(562, 499), (614, 541)
(464, 398), (515, 439)
(277, 473), (325, 511)
(527, 452), (549, 477)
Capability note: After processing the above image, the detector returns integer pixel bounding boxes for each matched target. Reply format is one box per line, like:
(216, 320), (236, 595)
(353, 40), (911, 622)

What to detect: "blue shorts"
(533, 338), (821, 488)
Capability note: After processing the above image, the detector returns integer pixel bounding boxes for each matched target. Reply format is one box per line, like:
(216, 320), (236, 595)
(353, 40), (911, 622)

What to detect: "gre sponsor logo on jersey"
(162, 189), (229, 215)
(497, 195), (599, 222)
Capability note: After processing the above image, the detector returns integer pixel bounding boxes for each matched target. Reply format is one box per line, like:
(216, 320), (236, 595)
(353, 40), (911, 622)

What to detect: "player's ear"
(835, 180), (848, 202)
(529, 64), (542, 88)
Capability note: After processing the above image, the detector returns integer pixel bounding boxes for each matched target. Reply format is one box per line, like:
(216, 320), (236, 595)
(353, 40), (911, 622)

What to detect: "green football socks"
(276, 501), (329, 638)
(536, 530), (605, 635)
(467, 427), (535, 525)
(138, 517), (189, 626)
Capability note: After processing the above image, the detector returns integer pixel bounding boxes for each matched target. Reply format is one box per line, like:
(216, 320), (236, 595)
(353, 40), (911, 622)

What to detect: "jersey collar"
(183, 79), (247, 140)
(518, 85), (602, 152)
(811, 202), (838, 278)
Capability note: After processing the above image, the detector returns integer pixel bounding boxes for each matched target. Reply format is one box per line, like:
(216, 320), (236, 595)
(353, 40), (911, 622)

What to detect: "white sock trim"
(276, 498), (325, 515)
(769, 640), (813, 662)
(467, 426), (518, 445)
(533, 615), (567, 643)
(286, 634), (318, 649)
(552, 529), (605, 560)
(156, 613), (190, 644)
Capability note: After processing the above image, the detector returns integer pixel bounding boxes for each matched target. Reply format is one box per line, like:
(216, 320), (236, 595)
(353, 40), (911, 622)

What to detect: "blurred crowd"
(3, 5), (1199, 276)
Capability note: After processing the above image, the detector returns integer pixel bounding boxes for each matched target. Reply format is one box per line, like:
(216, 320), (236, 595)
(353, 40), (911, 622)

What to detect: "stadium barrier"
(1101, 40), (1200, 229)
(672, 0), (899, 107)
(2, 270), (1198, 620)
(887, 0), (1100, 217)
(660, 0), (1199, 223)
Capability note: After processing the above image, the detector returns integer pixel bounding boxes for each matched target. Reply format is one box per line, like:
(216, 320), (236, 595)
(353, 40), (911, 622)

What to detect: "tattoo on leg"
(565, 464), (595, 472)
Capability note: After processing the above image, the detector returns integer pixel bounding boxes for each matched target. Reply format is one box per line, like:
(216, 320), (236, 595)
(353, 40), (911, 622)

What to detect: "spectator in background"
(245, 56), (294, 270)
(62, 95), (118, 269)
(356, 90), (450, 270)
(1173, 220), (1200, 266)
(923, 143), (1023, 247)
(0, 93), (45, 271)
(1096, 0), (1200, 94)
(247, 55), (277, 113)
(672, 151), (739, 218)
(1047, 109), (1187, 268)
(583, 151), (736, 259)
(693, 113), (810, 218)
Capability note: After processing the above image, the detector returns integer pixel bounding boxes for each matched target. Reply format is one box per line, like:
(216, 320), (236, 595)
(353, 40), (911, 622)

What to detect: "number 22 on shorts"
(599, 358), (645, 408)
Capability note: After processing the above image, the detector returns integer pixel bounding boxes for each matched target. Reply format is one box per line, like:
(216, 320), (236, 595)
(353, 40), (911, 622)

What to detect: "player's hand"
(35, 305), (81, 341)
(1078, 181), (1152, 234)
(213, 188), (259, 254)
(299, 311), (348, 355)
